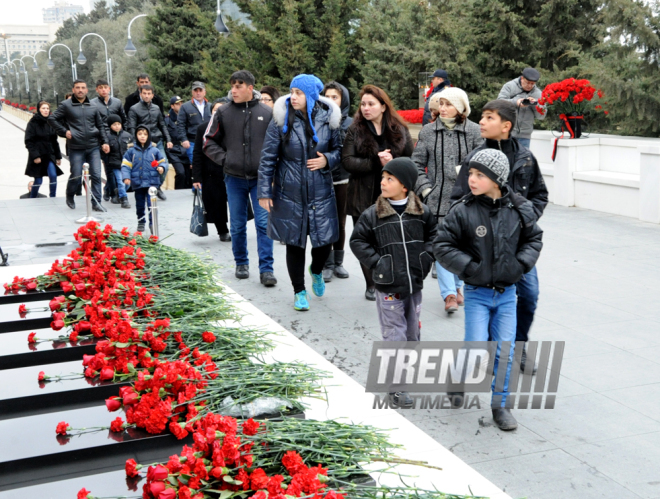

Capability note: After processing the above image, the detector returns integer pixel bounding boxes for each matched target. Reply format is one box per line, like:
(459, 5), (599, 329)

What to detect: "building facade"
(0, 24), (58, 59)
(42, 1), (84, 24)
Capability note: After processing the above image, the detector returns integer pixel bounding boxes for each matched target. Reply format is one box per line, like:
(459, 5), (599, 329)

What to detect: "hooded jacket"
(497, 78), (545, 139)
(350, 192), (437, 296)
(328, 82), (353, 184)
(120, 126), (166, 189)
(434, 189), (543, 291)
(450, 138), (548, 220)
(48, 96), (109, 150)
(127, 99), (171, 144)
(107, 128), (132, 170)
(413, 118), (482, 219)
(257, 94), (343, 248)
(203, 90), (272, 180)
(177, 98), (212, 142)
(24, 112), (64, 178)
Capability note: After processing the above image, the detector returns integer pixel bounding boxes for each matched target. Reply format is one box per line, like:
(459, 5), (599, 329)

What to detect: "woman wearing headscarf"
(24, 100), (64, 198)
(258, 74), (343, 311)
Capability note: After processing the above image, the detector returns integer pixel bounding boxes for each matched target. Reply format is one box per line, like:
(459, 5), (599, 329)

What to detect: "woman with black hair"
(24, 100), (64, 198)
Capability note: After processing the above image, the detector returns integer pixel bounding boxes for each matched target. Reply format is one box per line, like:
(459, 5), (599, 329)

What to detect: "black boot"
(111, 188), (120, 204)
(492, 407), (518, 431)
(322, 250), (335, 283)
(120, 197), (131, 209)
(333, 250), (349, 278)
(520, 346), (538, 375)
(66, 195), (75, 209)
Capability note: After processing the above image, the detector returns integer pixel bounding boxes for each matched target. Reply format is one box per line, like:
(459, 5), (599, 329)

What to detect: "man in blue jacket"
(178, 81), (211, 166)
(422, 69), (451, 125)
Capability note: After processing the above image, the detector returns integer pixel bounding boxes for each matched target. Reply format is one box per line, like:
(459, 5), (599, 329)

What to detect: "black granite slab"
(0, 288), (63, 305)
(0, 300), (53, 334)
(0, 328), (98, 370)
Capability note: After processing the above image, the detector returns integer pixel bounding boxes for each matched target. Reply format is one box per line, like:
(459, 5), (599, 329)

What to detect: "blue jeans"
(185, 141), (194, 165)
(31, 161), (58, 198)
(112, 170), (127, 199)
(464, 285), (517, 408)
(67, 148), (102, 205)
(224, 175), (274, 273)
(134, 187), (152, 226)
(517, 138), (531, 149)
(515, 266), (539, 342)
(156, 141), (169, 184)
(435, 262), (463, 300)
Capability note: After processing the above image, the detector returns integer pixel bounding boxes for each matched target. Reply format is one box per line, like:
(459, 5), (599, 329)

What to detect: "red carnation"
(201, 331), (216, 343)
(150, 481), (166, 497)
(106, 397), (122, 412)
(242, 418), (260, 436)
(28, 332), (37, 343)
(26, 281), (37, 290)
(77, 488), (92, 499)
(250, 468), (269, 490)
(123, 391), (139, 405)
(99, 366), (115, 381)
(125, 458), (141, 477)
(18, 304), (27, 314)
(110, 417), (125, 432)
(149, 464), (169, 481)
(158, 489), (176, 499)
(38, 371), (46, 381)
(49, 299), (62, 311)
(69, 331), (79, 342)
(56, 421), (70, 435)
(151, 160), (159, 168)
(51, 319), (65, 331)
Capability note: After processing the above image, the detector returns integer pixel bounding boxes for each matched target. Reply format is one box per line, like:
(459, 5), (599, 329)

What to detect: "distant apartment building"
(0, 24), (58, 58)
(90, 0), (116, 11)
(42, 1), (84, 24)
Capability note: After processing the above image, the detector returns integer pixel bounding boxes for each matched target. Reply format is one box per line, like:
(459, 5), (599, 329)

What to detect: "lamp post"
(215, 0), (229, 35)
(78, 33), (113, 97)
(32, 50), (46, 100)
(125, 14), (147, 56)
(10, 59), (23, 102)
(20, 55), (37, 103)
(48, 43), (77, 82)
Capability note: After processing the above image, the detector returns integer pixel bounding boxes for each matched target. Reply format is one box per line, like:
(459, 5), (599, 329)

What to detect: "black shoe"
(235, 265), (249, 279)
(492, 407), (518, 431)
(111, 189), (120, 204)
(92, 204), (106, 212)
(520, 347), (538, 375)
(333, 250), (349, 279)
(389, 392), (413, 408)
(365, 286), (376, 301)
(260, 272), (277, 287)
(447, 392), (464, 409)
(66, 196), (75, 209)
(120, 197), (131, 209)
(219, 233), (231, 242)
(157, 188), (166, 201)
(103, 191), (110, 202)
(137, 222), (145, 233)
(322, 250), (335, 283)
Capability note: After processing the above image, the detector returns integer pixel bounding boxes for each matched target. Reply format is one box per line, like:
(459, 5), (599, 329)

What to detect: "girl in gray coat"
(412, 87), (482, 314)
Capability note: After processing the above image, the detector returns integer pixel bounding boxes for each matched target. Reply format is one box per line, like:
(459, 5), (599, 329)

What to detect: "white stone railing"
(1, 105), (34, 122)
(530, 130), (660, 223)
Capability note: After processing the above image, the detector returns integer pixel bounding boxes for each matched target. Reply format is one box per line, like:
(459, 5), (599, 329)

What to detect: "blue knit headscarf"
(282, 74), (324, 143)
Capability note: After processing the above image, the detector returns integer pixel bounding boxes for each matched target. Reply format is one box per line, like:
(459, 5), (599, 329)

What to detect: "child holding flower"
(121, 124), (166, 233)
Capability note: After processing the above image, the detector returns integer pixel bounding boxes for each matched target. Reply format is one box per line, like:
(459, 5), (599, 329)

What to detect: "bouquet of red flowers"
(537, 78), (606, 117)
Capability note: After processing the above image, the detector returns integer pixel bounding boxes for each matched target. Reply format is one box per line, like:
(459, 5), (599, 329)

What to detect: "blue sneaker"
(308, 266), (325, 297)
(294, 290), (310, 311)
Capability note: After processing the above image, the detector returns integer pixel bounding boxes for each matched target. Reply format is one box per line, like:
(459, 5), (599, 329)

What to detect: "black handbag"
(190, 189), (209, 237)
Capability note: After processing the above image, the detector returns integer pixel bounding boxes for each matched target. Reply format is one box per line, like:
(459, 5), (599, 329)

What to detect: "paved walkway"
(2, 190), (660, 498)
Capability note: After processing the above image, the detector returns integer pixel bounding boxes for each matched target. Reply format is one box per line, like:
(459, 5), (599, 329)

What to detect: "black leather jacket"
(127, 100), (171, 144)
(49, 96), (109, 150)
(434, 189), (543, 291)
(90, 96), (126, 125)
(106, 130), (131, 170)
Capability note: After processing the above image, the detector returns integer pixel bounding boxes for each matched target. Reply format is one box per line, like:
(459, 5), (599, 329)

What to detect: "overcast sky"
(3, 0), (90, 26)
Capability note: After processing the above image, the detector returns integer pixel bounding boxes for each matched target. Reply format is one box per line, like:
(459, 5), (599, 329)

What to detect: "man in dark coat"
(165, 95), (191, 189)
(203, 70), (275, 286)
(178, 81), (212, 166)
(49, 79), (110, 211)
(123, 73), (164, 116)
(422, 69), (451, 126)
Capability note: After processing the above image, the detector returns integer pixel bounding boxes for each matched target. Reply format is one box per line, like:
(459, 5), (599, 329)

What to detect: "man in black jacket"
(123, 73), (164, 116)
(422, 69), (451, 126)
(165, 95), (190, 189)
(178, 81), (211, 166)
(127, 84), (172, 200)
(451, 99), (548, 373)
(203, 70), (275, 286)
(49, 79), (110, 211)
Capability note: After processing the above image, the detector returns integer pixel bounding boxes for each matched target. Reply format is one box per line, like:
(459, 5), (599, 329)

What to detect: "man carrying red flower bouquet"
(497, 67), (546, 149)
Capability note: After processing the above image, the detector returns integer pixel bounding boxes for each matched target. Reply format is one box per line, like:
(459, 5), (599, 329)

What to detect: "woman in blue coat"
(258, 74), (343, 311)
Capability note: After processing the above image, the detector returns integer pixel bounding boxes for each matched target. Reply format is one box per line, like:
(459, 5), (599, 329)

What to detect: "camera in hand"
(522, 98), (534, 105)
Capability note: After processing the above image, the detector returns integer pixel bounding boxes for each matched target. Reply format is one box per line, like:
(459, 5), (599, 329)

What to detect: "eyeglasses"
(261, 97), (273, 103)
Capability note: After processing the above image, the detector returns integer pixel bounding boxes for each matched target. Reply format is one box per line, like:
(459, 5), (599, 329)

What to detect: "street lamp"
(78, 32), (113, 96)
(20, 55), (35, 102)
(215, 0), (229, 35)
(125, 14), (147, 56)
(48, 43), (77, 82)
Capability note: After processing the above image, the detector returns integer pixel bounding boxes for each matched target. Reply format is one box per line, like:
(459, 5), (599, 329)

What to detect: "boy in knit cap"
(350, 157), (437, 408)
(434, 148), (543, 431)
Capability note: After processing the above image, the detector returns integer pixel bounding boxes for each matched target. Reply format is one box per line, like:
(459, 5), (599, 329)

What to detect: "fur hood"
(375, 192), (425, 219)
(272, 94), (342, 130)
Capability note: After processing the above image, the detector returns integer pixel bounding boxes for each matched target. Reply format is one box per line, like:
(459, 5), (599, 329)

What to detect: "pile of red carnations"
(397, 109), (424, 124)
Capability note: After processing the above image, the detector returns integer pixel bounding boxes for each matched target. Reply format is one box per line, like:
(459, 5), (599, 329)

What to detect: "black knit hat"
(107, 114), (122, 126)
(382, 157), (418, 193)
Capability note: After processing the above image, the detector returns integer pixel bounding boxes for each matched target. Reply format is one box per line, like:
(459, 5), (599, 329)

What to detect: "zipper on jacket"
(398, 213), (414, 294)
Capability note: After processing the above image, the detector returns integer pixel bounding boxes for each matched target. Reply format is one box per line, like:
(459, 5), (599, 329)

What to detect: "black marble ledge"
(0, 288), (63, 305)
(0, 300), (54, 334)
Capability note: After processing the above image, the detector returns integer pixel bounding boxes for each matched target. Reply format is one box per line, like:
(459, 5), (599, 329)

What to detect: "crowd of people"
(21, 66), (549, 432)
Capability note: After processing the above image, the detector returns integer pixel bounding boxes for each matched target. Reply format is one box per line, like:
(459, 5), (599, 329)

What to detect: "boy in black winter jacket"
(350, 157), (437, 408)
(106, 114), (132, 209)
(434, 148), (543, 432)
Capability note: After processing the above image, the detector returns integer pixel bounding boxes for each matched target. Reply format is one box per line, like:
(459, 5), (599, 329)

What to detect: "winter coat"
(123, 89), (164, 117)
(413, 118), (482, 219)
(203, 90), (272, 180)
(497, 78), (545, 139)
(192, 117), (228, 226)
(165, 111), (190, 164)
(450, 138), (549, 220)
(24, 113), (64, 178)
(177, 99), (212, 142)
(434, 189), (543, 291)
(90, 96), (126, 125)
(342, 120), (414, 217)
(127, 100), (171, 144)
(331, 82), (353, 184)
(350, 193), (437, 296)
(422, 81), (450, 126)
(120, 128), (166, 190)
(257, 95), (343, 248)
(49, 96), (109, 151)
(107, 129), (132, 170)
